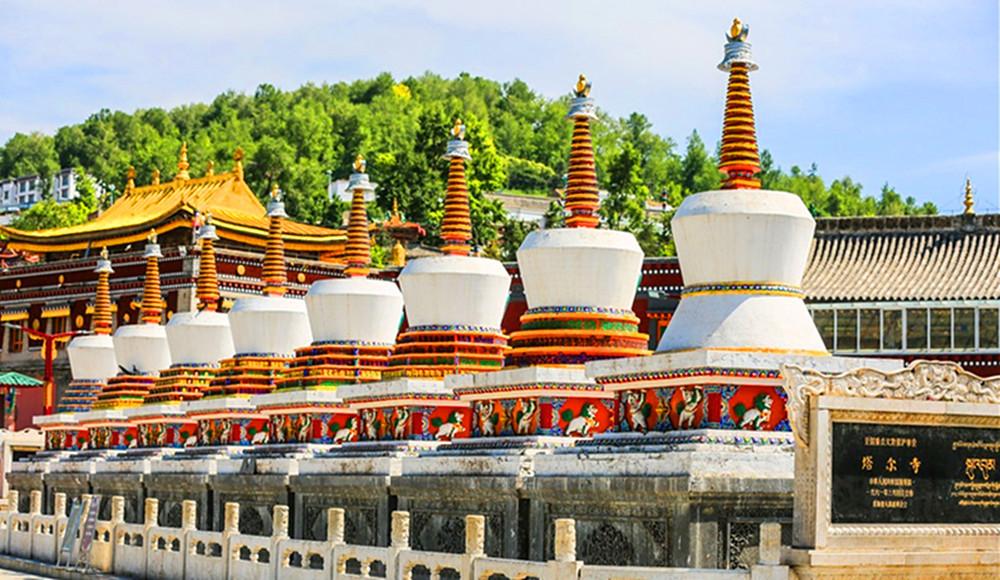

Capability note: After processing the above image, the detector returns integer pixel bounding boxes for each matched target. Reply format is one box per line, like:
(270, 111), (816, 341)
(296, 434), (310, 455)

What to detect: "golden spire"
(206, 160), (215, 177)
(196, 212), (221, 311)
(151, 168), (161, 186)
(718, 18), (761, 190)
(139, 229), (164, 324)
(391, 196), (401, 220)
(344, 155), (373, 277)
(261, 183), (288, 296)
(92, 246), (114, 335)
(175, 142), (191, 181)
(964, 178), (975, 215)
(233, 147), (245, 181)
(440, 119), (473, 255)
(125, 166), (136, 195)
(564, 74), (600, 228)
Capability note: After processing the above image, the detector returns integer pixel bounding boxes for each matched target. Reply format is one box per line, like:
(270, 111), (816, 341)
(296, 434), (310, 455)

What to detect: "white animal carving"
(184, 435), (197, 448)
(739, 395), (773, 430)
(435, 414), (465, 440)
(333, 418), (356, 444)
(250, 430), (269, 445)
(565, 403), (599, 437)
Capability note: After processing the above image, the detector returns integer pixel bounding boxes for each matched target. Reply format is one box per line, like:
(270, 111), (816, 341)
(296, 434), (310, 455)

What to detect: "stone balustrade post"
(758, 522), (781, 565)
(54, 493), (67, 517)
(272, 505), (289, 540)
(327, 508), (345, 545)
(110, 496), (125, 524)
(465, 515), (485, 556)
(29, 490), (41, 515)
(7, 490), (18, 513)
(181, 500), (197, 531)
(223, 502), (239, 534)
(143, 498), (158, 528)
(390, 511), (410, 549)
(553, 518), (576, 562)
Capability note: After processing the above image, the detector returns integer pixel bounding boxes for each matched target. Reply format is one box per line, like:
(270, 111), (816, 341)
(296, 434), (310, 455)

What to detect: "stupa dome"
(398, 255), (510, 329)
(68, 334), (118, 381)
(166, 310), (235, 364)
(306, 277), (403, 344)
(517, 228), (642, 310)
(114, 324), (172, 375)
(229, 295), (312, 356)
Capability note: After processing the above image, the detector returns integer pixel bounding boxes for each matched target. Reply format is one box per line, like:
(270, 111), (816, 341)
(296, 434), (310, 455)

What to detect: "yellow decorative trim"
(1, 311), (28, 322)
(40, 306), (70, 318)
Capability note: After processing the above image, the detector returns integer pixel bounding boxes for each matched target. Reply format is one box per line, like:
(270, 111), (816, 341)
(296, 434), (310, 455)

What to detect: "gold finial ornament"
(270, 182), (281, 201)
(727, 17), (749, 42)
(100, 246), (109, 260)
(151, 168), (161, 185)
(206, 160), (215, 176)
(354, 154), (366, 173)
(125, 166), (136, 193)
(176, 142), (191, 181)
(964, 177), (975, 215)
(574, 74), (592, 98)
(451, 118), (465, 140)
(233, 147), (245, 181)
(148, 228), (158, 245)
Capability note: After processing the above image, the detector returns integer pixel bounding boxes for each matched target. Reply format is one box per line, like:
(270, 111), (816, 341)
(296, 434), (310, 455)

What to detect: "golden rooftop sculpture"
(451, 118), (465, 140)
(575, 74), (591, 98)
(354, 154), (366, 173)
(728, 17), (749, 42)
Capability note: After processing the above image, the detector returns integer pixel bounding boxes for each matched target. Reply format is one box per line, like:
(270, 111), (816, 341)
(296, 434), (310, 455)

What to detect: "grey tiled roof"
(803, 214), (1000, 302)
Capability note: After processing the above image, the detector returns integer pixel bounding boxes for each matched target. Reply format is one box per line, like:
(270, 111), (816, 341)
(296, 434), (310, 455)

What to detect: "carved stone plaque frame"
(782, 361), (1000, 552)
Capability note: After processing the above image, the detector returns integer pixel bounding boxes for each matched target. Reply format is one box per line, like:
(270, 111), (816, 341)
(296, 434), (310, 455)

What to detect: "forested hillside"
(0, 72), (937, 258)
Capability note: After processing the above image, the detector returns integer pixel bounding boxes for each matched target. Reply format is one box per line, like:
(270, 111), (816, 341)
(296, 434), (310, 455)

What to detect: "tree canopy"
(0, 72), (937, 258)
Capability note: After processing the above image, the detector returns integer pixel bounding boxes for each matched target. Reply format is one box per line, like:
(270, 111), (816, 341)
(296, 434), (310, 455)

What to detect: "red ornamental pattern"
(471, 396), (616, 437)
(617, 385), (788, 433)
(357, 405), (472, 442)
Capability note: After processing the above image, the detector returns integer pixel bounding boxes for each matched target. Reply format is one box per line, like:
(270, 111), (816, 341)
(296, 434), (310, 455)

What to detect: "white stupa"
(112, 233), (172, 376)
(226, 186), (313, 357)
(165, 218), (235, 366)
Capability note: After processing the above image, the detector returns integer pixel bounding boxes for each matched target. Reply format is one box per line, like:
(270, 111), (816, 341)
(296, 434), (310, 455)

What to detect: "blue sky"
(0, 0), (996, 212)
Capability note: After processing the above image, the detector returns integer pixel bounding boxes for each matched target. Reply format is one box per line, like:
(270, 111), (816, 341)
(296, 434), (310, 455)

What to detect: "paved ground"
(0, 569), (52, 579)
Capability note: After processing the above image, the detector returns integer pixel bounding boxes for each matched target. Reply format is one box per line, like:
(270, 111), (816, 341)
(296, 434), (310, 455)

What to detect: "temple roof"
(1, 168), (343, 255)
(803, 214), (1000, 302)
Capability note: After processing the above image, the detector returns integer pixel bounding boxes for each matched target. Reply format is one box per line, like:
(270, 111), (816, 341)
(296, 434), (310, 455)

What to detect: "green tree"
(1, 132), (60, 196)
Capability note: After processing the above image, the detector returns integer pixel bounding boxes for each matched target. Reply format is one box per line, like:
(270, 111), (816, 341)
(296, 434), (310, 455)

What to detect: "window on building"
(51, 317), (68, 349)
(813, 310), (834, 351)
(953, 308), (975, 350)
(979, 308), (999, 350)
(859, 309), (880, 351)
(836, 309), (857, 351)
(906, 308), (928, 350)
(883, 310), (903, 350)
(8, 327), (23, 353)
(930, 309), (951, 350)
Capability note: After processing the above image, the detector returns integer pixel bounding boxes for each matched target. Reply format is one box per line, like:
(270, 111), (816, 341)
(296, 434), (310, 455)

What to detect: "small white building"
(0, 168), (103, 213)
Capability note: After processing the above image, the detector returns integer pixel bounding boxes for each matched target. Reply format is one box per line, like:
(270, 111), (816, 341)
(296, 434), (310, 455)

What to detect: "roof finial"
(151, 168), (161, 186)
(718, 17), (761, 190)
(140, 229), (164, 324)
(262, 183), (288, 296)
(125, 166), (136, 194)
(176, 142), (191, 181)
(440, 118), (473, 255)
(92, 246), (114, 335)
(196, 211), (221, 311)
(344, 154), (375, 277)
(353, 154), (366, 174)
(564, 74), (600, 228)
(206, 160), (215, 177)
(964, 177), (975, 215)
(233, 147), (245, 181)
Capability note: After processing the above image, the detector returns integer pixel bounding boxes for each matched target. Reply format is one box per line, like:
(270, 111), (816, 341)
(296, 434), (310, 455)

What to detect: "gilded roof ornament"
(270, 182), (281, 201)
(451, 119), (466, 140)
(148, 228), (158, 245)
(125, 166), (136, 193)
(964, 177), (975, 215)
(727, 18), (749, 42)
(206, 160), (215, 176)
(566, 73), (597, 119)
(100, 246), (109, 260)
(347, 154), (376, 192)
(233, 147), (245, 181)
(176, 142), (191, 181)
(266, 182), (288, 218)
(354, 154), (366, 174)
(151, 168), (161, 186)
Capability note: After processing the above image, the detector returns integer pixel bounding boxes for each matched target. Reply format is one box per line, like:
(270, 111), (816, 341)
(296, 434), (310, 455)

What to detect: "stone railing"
(0, 495), (789, 579)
